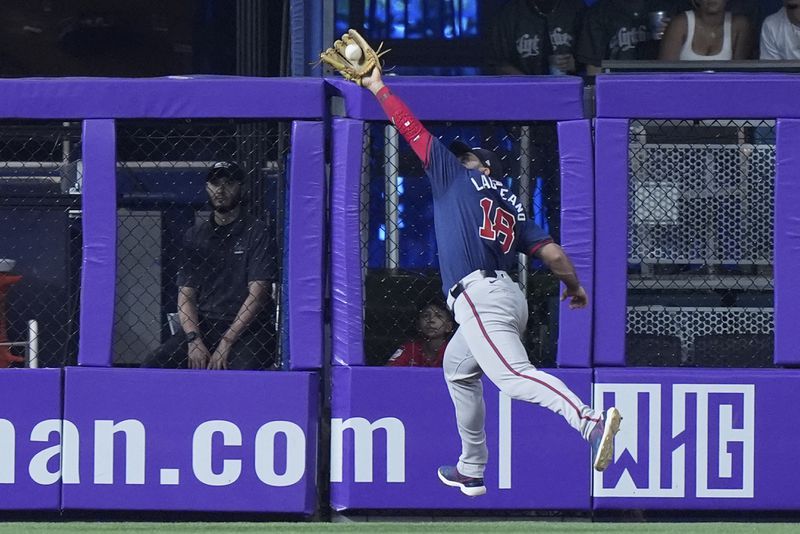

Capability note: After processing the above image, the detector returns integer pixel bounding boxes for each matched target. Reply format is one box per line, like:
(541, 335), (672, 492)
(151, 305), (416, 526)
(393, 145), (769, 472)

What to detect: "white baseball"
(345, 43), (362, 62)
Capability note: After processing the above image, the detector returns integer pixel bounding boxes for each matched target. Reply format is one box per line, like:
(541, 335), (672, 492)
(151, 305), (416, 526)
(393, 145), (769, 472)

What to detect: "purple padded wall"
(61, 367), (319, 513)
(774, 119), (800, 366)
(594, 368), (800, 510)
(330, 366), (591, 510)
(0, 77), (324, 119)
(329, 78), (587, 367)
(326, 76), (584, 121)
(331, 119), (366, 366)
(557, 119), (594, 368)
(0, 369), (62, 510)
(596, 74), (800, 119)
(78, 120), (117, 367)
(288, 121), (325, 370)
(23, 79), (326, 370)
(593, 119), (629, 367)
(598, 74), (791, 368)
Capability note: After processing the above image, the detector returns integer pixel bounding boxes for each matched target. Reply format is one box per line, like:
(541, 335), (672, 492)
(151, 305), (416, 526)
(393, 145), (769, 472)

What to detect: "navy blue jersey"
(426, 137), (553, 294)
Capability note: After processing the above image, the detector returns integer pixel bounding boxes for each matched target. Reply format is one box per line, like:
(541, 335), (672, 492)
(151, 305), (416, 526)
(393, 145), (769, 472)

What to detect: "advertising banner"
(61, 368), (319, 513)
(330, 366), (592, 510)
(594, 368), (797, 510)
(0, 369), (63, 510)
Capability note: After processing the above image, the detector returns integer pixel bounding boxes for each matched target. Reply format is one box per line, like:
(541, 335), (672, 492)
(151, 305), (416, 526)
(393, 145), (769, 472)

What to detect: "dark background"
(0, 0), (283, 77)
(0, 0), (785, 78)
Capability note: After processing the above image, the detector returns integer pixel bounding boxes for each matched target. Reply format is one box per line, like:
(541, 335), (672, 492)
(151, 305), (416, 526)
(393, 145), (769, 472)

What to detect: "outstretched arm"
(362, 69), (433, 167)
(535, 243), (588, 309)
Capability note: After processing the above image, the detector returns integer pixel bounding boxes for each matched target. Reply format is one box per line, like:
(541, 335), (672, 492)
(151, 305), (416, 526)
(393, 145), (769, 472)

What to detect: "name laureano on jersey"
(470, 174), (527, 221)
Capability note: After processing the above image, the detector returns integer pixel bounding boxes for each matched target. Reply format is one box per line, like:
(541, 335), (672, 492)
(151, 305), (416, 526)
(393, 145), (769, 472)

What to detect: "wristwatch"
(186, 331), (200, 343)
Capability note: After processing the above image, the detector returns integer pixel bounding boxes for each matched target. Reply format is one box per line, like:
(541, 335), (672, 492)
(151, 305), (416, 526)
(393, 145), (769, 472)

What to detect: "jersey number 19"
(479, 198), (516, 254)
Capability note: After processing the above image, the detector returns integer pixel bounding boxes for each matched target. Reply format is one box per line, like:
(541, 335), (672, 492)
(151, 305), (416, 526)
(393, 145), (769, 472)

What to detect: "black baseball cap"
(206, 161), (244, 182)
(449, 141), (504, 180)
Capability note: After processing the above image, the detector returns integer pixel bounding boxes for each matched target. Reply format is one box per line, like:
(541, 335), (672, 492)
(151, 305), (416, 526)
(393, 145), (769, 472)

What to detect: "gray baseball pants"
(444, 270), (600, 479)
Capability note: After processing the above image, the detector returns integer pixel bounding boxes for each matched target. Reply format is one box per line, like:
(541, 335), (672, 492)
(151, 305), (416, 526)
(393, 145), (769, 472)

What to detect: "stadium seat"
(625, 334), (684, 367)
(692, 333), (773, 368)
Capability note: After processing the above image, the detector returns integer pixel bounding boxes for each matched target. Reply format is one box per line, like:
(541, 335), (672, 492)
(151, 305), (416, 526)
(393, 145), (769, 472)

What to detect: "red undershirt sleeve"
(376, 86), (432, 167)
(529, 239), (554, 257)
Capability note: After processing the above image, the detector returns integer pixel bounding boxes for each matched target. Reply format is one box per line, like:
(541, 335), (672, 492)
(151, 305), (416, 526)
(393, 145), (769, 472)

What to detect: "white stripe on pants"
(444, 272), (599, 478)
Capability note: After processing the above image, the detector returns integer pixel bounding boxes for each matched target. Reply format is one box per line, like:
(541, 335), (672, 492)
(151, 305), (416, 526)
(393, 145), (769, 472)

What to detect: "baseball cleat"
(437, 465), (486, 497)
(590, 407), (622, 472)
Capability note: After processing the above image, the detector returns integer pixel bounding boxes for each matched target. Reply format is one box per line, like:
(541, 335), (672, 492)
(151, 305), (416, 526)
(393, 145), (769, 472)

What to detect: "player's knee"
(443, 357), (476, 383)
(443, 367), (462, 384)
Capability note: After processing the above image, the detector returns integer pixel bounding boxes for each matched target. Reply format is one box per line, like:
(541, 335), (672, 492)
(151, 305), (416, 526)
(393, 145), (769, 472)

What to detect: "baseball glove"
(319, 29), (389, 86)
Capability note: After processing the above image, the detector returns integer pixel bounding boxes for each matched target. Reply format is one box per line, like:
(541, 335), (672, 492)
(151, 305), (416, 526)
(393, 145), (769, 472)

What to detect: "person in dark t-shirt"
(488, 0), (586, 75)
(141, 161), (277, 371)
(576, 0), (687, 75)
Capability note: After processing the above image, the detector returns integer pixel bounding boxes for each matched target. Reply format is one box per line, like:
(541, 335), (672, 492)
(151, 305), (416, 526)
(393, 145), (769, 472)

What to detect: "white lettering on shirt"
(470, 177), (527, 221)
(550, 27), (573, 48)
(516, 33), (542, 58)
(610, 25), (649, 52)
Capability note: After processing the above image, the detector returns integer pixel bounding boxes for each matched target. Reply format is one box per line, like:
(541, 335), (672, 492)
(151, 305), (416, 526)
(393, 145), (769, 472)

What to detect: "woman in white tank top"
(659, 0), (754, 61)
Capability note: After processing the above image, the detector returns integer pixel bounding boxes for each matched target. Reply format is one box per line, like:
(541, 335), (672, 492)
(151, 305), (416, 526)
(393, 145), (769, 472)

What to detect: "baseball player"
(359, 67), (621, 497)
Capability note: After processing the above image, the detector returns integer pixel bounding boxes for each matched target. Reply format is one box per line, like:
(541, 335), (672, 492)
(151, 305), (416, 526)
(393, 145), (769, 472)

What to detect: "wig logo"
(593, 383), (755, 499)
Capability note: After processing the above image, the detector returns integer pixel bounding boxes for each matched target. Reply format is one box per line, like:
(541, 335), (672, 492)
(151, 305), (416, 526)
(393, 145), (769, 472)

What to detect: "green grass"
(0, 523), (796, 534)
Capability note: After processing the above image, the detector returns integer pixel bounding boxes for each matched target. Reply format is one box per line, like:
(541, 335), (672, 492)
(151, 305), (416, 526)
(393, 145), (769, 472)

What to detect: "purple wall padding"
(328, 79), (586, 367)
(61, 367), (319, 513)
(331, 118), (366, 366)
(0, 77), (324, 119)
(557, 119), (594, 368)
(330, 366), (591, 510)
(0, 369), (62, 510)
(288, 121), (325, 370)
(326, 76), (584, 121)
(774, 119), (800, 366)
(78, 120), (117, 367)
(596, 74), (800, 119)
(593, 119), (629, 367)
(593, 368), (799, 509)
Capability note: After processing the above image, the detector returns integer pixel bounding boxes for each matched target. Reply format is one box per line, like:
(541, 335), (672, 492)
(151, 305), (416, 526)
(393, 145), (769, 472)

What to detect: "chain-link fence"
(626, 119), (775, 367)
(360, 121), (562, 367)
(0, 121), (83, 369)
(113, 119), (287, 370)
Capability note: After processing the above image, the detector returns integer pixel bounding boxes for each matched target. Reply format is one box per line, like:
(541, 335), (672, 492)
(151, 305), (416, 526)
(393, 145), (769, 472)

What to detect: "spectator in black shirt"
(576, 0), (687, 75)
(141, 161), (277, 371)
(488, 0), (585, 75)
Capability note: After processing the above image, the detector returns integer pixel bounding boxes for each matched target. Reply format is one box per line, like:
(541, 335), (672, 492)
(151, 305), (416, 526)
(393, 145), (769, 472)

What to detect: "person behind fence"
(760, 0), (800, 59)
(487, 0), (586, 76)
(659, 0), (754, 60)
(141, 161), (277, 371)
(576, 0), (686, 76)
(355, 63), (621, 497)
(386, 301), (454, 367)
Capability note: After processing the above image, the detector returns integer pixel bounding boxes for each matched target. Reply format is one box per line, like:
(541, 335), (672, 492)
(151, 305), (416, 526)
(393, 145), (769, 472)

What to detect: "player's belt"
(449, 269), (500, 302)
